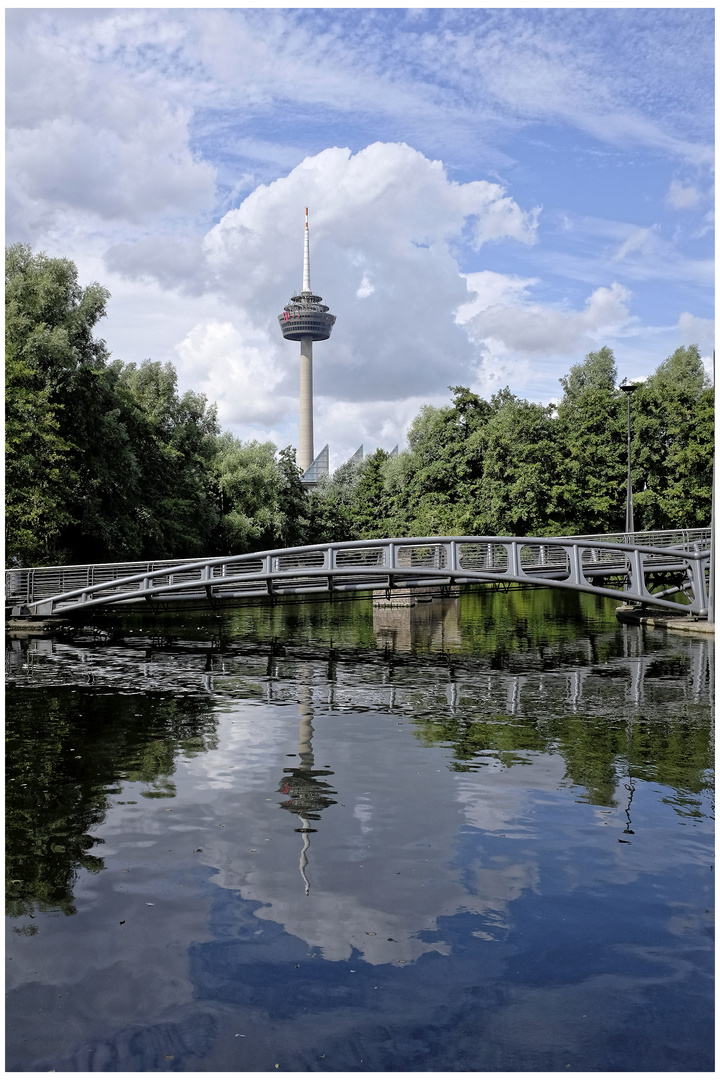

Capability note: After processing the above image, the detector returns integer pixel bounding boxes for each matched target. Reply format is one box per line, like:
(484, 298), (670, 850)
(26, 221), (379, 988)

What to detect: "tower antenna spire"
(303, 206), (311, 293)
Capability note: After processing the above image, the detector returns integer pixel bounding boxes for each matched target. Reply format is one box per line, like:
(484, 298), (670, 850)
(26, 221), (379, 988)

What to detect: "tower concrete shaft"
(299, 337), (314, 473)
(278, 208), (335, 476)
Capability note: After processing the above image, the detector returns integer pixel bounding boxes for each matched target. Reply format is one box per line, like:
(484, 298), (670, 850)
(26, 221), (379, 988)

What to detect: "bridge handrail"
(4, 555), (209, 605)
(6, 526), (709, 578)
(8, 533), (710, 611)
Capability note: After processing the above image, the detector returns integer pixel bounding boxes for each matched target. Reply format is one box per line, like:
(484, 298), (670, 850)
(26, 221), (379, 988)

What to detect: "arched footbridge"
(7, 528), (711, 619)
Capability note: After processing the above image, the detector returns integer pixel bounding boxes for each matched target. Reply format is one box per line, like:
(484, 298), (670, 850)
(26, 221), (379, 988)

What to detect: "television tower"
(278, 208), (336, 475)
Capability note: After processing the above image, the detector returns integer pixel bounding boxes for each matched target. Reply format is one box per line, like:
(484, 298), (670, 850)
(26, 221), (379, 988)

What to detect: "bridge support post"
(448, 541), (458, 574)
(508, 542), (520, 579)
(567, 544), (588, 589)
(688, 548), (710, 615)
(625, 549), (648, 605)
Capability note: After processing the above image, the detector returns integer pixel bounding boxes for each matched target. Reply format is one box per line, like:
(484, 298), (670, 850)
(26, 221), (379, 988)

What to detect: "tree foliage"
(632, 345), (712, 529)
(5, 353), (77, 565)
(6, 247), (714, 568)
(311, 346), (712, 541)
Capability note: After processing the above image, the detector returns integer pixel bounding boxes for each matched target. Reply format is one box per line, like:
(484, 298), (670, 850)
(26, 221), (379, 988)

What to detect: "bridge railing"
(5, 556), (209, 607)
(6, 528), (711, 614)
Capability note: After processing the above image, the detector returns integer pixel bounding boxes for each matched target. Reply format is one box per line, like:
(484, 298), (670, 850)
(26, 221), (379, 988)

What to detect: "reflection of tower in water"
(278, 673), (336, 894)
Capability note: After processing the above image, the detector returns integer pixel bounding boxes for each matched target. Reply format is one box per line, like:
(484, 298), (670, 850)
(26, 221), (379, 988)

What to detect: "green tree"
(555, 348), (626, 534)
(632, 345), (713, 529)
(6, 246), (221, 564)
(474, 389), (562, 535)
(5, 353), (77, 565)
(401, 388), (493, 536)
(350, 448), (393, 538)
(276, 446), (312, 548)
(213, 437), (310, 553)
(559, 344), (617, 403)
(6, 244), (110, 394)
(5, 244), (111, 563)
(6, 245), (148, 563)
(307, 456), (364, 544)
(113, 360), (220, 558)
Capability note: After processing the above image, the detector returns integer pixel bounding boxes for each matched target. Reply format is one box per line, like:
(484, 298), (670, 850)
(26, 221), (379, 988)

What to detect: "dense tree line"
(6, 246), (714, 567)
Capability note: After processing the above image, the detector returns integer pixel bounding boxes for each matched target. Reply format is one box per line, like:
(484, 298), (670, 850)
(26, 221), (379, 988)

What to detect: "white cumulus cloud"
(176, 321), (288, 428)
(460, 274), (633, 356)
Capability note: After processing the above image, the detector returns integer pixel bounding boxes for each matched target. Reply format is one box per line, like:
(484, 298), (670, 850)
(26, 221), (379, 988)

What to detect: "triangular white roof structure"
(301, 444), (329, 485)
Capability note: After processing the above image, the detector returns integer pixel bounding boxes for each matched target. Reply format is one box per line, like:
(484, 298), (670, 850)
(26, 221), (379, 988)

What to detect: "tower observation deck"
(278, 208), (336, 475)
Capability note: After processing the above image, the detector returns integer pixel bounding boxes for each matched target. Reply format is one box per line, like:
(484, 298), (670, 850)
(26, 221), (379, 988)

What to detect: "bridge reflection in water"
(373, 595), (463, 655)
(7, 596), (714, 713)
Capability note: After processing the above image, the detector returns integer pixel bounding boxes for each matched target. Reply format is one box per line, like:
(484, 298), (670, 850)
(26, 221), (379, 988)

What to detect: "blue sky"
(6, 6), (714, 466)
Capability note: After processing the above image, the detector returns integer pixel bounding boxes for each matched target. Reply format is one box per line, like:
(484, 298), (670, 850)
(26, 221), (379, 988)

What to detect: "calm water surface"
(5, 589), (714, 1071)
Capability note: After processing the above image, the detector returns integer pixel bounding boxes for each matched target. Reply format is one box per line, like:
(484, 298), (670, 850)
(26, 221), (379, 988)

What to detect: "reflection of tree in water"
(409, 653), (714, 807)
(6, 613), (713, 916)
(278, 682), (336, 894)
(6, 685), (218, 918)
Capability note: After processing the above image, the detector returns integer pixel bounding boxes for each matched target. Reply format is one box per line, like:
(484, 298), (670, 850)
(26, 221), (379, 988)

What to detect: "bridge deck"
(6, 529), (711, 619)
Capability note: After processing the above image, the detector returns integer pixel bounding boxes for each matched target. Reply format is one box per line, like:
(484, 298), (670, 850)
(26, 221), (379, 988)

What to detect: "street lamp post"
(620, 381), (639, 539)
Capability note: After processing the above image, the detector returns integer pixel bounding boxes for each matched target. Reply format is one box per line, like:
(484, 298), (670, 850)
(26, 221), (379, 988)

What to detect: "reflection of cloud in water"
(456, 753), (568, 836)
(182, 710), (289, 792)
(194, 698), (543, 966)
(353, 797), (373, 834)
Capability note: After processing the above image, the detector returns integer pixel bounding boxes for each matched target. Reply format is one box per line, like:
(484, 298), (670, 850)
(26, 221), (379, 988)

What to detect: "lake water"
(6, 589), (714, 1072)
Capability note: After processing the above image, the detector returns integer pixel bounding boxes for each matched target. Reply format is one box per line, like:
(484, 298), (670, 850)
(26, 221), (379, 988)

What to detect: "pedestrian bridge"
(6, 528), (711, 619)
